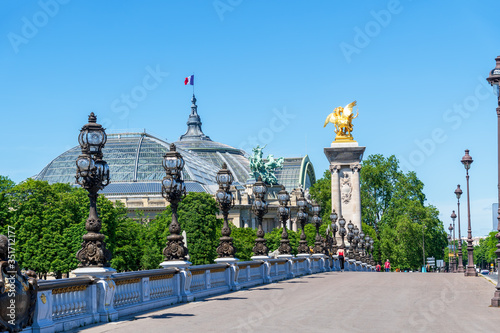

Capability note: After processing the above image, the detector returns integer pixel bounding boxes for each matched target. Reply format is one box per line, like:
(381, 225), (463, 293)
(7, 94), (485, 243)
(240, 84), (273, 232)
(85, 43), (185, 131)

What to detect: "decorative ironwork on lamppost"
(353, 225), (360, 261)
(448, 223), (454, 273)
(296, 191), (309, 254)
(451, 211), (458, 273)
(346, 220), (354, 257)
(312, 202), (323, 254)
(75, 113), (112, 268)
(487, 55), (500, 306)
(161, 143), (188, 261)
(461, 149), (477, 276)
(216, 163), (236, 258)
(454, 185), (465, 273)
(369, 237), (375, 265)
(277, 186), (292, 255)
(359, 231), (365, 263)
(330, 210), (339, 254)
(252, 176), (269, 257)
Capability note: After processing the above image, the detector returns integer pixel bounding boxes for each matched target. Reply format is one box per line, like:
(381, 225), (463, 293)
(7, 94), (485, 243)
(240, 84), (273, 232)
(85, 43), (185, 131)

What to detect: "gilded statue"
(324, 101), (358, 142)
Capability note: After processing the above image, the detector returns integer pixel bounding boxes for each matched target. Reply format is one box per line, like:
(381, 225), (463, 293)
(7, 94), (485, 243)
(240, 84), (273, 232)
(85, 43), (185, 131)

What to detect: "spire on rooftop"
(179, 94), (211, 141)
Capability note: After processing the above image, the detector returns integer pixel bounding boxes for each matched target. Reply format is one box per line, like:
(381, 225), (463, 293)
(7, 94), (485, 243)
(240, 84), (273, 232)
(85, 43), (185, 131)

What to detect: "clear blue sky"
(1, 0), (500, 236)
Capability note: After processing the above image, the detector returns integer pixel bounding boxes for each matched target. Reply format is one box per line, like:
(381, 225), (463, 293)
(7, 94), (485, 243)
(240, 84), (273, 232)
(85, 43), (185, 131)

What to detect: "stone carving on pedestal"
(340, 173), (352, 204)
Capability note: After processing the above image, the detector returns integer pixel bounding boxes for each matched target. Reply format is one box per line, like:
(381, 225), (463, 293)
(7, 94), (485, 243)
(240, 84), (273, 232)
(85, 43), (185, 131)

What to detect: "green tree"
(148, 193), (223, 267)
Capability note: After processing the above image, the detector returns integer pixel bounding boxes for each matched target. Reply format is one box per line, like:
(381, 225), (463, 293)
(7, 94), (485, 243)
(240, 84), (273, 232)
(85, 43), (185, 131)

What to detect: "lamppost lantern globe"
(252, 176), (267, 199)
(330, 210), (338, 222)
(360, 232), (365, 239)
(454, 184), (463, 199)
(78, 113), (107, 155)
(162, 143), (185, 177)
(461, 149), (473, 170)
(216, 163), (234, 191)
(346, 219), (353, 231)
(353, 225), (360, 236)
(451, 210), (457, 222)
(339, 216), (347, 228)
(312, 201), (321, 215)
(486, 55), (500, 94)
(449, 224), (453, 232)
(370, 238), (374, 245)
(277, 186), (290, 206)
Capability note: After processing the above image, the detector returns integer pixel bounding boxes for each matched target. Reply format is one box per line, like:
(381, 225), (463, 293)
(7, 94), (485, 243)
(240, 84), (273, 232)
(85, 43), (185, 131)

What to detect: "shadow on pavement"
(148, 313), (195, 320)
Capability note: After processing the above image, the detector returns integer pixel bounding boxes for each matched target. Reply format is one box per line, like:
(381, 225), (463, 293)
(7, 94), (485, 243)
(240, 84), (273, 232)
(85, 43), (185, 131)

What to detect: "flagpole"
(192, 72), (195, 95)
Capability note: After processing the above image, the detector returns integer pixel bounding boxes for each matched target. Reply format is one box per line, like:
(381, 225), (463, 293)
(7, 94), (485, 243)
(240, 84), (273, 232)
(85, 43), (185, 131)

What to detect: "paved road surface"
(77, 272), (500, 333)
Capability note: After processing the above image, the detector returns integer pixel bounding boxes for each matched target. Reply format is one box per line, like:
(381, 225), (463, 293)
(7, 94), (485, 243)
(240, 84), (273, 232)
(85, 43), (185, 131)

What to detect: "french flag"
(184, 75), (194, 85)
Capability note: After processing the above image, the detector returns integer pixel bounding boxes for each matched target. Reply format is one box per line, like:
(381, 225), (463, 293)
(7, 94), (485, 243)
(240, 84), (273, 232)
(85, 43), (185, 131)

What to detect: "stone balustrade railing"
(25, 256), (374, 333)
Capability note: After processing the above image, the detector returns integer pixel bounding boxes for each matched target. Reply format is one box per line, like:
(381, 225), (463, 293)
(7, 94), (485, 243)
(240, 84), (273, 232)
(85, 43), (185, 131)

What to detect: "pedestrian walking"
(384, 259), (391, 272)
(338, 248), (345, 271)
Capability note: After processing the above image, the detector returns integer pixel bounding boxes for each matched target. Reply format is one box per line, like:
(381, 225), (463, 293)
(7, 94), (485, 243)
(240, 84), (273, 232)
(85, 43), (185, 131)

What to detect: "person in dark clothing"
(338, 248), (345, 271)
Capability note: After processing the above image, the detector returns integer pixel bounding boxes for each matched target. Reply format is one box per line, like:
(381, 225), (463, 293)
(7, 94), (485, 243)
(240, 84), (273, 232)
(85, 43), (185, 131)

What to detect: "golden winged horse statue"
(324, 101), (358, 142)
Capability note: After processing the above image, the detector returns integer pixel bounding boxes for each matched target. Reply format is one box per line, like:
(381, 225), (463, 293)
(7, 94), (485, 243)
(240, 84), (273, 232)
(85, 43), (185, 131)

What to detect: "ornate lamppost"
(346, 220), (354, 257)
(312, 202), (324, 254)
(296, 191), (310, 254)
(75, 113), (112, 269)
(252, 176), (269, 258)
(161, 144), (188, 263)
(359, 231), (366, 263)
(369, 237), (375, 266)
(461, 149), (477, 276)
(454, 185), (465, 273)
(486, 55), (500, 306)
(451, 211), (458, 273)
(330, 210), (339, 255)
(353, 225), (360, 262)
(277, 186), (292, 255)
(215, 163), (236, 259)
(448, 223), (454, 273)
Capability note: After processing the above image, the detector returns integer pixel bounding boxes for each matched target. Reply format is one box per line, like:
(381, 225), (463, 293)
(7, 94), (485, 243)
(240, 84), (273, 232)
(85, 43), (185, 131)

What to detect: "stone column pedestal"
(215, 257), (241, 290)
(277, 254), (295, 278)
(160, 260), (193, 302)
(72, 267), (118, 322)
(296, 253), (312, 274)
(325, 142), (365, 232)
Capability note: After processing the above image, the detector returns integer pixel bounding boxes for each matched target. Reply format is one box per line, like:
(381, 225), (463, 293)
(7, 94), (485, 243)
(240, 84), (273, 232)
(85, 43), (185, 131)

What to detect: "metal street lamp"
(487, 55), (500, 306)
(216, 163), (236, 258)
(359, 231), (365, 263)
(161, 143), (189, 261)
(461, 149), (477, 276)
(75, 113), (112, 268)
(346, 220), (354, 257)
(330, 210), (339, 254)
(296, 190), (310, 254)
(451, 211), (458, 273)
(277, 186), (292, 255)
(353, 225), (360, 261)
(448, 223), (454, 273)
(252, 176), (269, 257)
(447, 232), (452, 272)
(369, 237), (375, 265)
(454, 185), (465, 273)
(312, 202), (323, 254)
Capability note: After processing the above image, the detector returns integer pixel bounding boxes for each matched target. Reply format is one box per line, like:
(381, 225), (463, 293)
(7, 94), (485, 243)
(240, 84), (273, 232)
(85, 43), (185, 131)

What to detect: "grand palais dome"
(34, 95), (315, 197)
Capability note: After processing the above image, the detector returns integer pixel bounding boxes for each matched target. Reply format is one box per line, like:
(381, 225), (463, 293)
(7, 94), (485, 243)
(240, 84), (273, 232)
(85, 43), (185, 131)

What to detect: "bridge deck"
(77, 272), (500, 333)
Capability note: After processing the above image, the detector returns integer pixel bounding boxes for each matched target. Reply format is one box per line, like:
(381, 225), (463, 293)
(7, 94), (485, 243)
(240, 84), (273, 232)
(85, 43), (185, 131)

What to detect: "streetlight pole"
(75, 113), (112, 269)
(422, 223), (426, 272)
(487, 55), (500, 306)
(455, 185), (465, 273)
(252, 176), (269, 257)
(451, 211), (458, 273)
(461, 149), (477, 277)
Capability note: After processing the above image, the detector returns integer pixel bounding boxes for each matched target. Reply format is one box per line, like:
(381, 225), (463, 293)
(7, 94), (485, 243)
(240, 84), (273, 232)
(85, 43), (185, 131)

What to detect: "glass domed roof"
(175, 94), (251, 184)
(34, 132), (220, 185)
